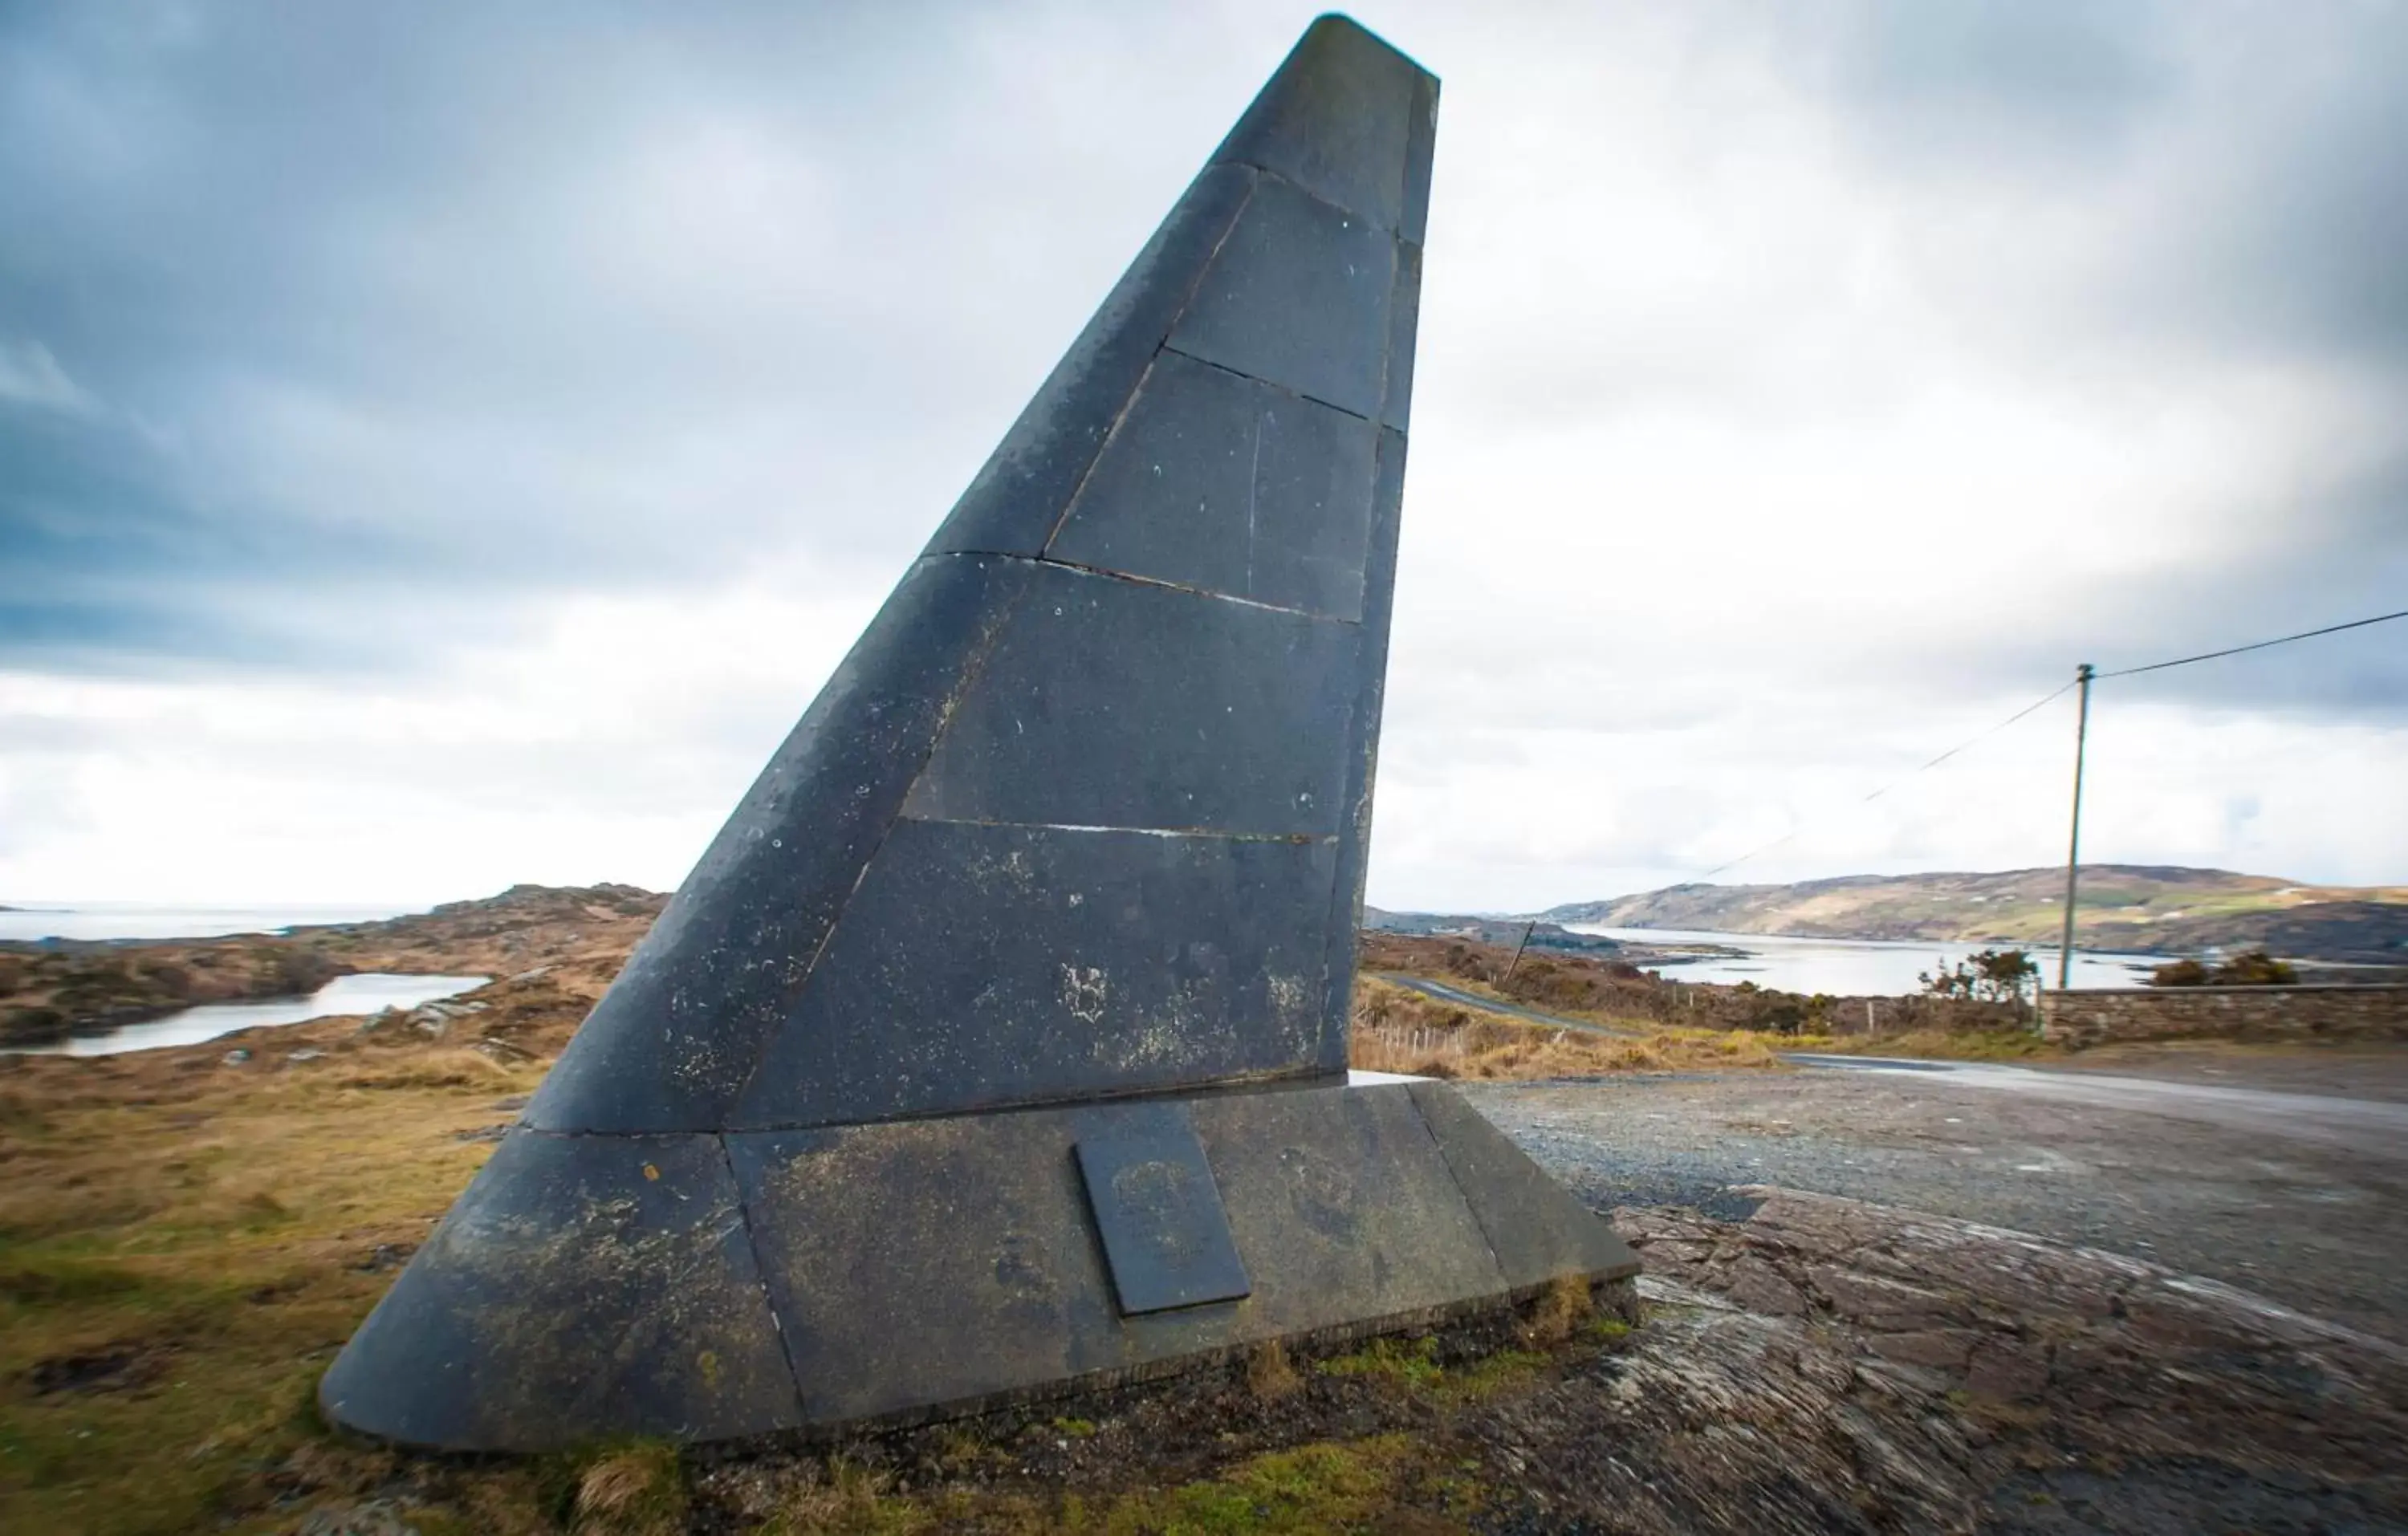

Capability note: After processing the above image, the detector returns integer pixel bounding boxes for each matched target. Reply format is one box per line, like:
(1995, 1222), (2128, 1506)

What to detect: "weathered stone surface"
(2121, 1288), (2284, 1353)
(314, 17), (1621, 1459)
(1407, 1080), (1634, 1289)
(523, 552), (1035, 1136)
(1805, 1263), (1960, 1328)
(1590, 1186), (2408, 1534)
(1744, 1185), (2149, 1324)
(899, 561), (1362, 835)
(921, 165), (1255, 560)
(317, 1130), (799, 1451)
(1723, 1256), (1806, 1315)
(1209, 10), (1437, 240)
(1864, 1328), (1979, 1371)
(714, 1080), (1624, 1429)
(730, 1104), (1122, 1426)
(1313, 425), (1406, 1048)
(1964, 1337), (2050, 1401)
(526, 19), (1432, 1143)
(1168, 176), (1397, 421)
(726, 820), (1340, 1130)
(1186, 1083), (1523, 1331)
(1043, 350), (1380, 620)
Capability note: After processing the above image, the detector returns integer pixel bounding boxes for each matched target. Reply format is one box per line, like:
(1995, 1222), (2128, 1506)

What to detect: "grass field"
(0, 892), (2081, 1533)
(0, 967), (1649, 1536)
(0, 1048), (543, 1534)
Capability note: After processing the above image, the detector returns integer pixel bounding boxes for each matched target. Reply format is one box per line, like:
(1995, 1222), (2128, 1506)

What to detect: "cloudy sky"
(3, 0), (2404, 913)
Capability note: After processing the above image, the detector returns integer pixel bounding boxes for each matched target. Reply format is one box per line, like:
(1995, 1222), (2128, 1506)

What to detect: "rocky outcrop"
(303, 884), (667, 980)
(1485, 1185), (2408, 1533)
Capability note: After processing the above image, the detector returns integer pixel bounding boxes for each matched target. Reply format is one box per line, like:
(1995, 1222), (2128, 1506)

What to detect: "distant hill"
(1361, 906), (1623, 953)
(1541, 866), (2408, 965)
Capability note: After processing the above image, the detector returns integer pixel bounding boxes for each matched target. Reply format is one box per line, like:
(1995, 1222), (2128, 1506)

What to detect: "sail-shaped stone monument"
(322, 14), (1636, 1451)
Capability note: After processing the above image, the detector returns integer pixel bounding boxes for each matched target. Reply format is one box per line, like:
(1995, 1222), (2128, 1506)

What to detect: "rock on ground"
(1469, 1185), (2408, 1533)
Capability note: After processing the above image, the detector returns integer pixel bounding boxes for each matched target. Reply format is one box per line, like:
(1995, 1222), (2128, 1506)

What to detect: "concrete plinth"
(320, 1078), (1634, 1449)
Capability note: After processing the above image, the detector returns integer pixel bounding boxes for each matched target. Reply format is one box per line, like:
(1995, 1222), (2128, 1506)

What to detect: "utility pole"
(1503, 918), (1538, 985)
(2056, 663), (2096, 990)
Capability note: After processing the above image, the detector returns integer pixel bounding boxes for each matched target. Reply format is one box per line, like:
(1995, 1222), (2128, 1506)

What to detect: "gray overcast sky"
(3, 0), (2405, 909)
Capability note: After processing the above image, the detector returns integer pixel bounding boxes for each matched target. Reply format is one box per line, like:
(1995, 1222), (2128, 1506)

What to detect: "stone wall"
(2039, 984), (2408, 1049)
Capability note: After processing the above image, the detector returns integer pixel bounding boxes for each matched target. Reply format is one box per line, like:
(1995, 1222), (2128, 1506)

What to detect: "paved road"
(1371, 972), (2408, 1331)
(1381, 972), (2408, 1160)
(1467, 1049), (2408, 1342)
(1785, 1053), (2408, 1160)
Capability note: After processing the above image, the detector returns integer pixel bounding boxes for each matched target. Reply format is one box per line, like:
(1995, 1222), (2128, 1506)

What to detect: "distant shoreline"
(1540, 866), (2408, 967)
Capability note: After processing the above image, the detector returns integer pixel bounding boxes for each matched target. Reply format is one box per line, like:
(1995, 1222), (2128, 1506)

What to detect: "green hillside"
(1542, 866), (2408, 964)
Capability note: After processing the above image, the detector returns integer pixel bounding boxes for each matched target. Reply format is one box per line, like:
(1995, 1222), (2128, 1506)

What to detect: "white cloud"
(1, 1), (2402, 911)
(0, 339), (100, 417)
(0, 573), (877, 903)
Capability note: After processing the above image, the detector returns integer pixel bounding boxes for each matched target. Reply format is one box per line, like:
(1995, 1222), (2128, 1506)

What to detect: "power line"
(2101, 605), (2408, 678)
(1686, 600), (2403, 885)
(1874, 679), (2080, 788)
(1694, 678), (2078, 880)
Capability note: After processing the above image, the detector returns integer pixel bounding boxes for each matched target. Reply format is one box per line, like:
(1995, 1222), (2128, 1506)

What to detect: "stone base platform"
(319, 1078), (1637, 1452)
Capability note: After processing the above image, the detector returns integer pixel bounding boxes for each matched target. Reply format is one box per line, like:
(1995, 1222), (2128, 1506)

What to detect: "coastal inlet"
(6, 973), (490, 1057)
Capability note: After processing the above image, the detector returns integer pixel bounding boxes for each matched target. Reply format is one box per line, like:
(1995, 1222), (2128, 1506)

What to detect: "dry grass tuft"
(575, 1442), (686, 1536)
(339, 1048), (527, 1091)
(1521, 1274), (1595, 1348)
(1348, 977), (1787, 1081)
(279, 1439), (396, 1498)
(768, 1456), (925, 1535)
(1247, 1336), (1303, 1400)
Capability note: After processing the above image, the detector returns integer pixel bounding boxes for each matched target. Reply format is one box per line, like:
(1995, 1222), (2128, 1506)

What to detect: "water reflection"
(10, 973), (490, 1056)
(1572, 926), (2162, 996)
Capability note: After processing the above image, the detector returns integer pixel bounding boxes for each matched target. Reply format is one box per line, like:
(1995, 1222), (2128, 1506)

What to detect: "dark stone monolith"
(321, 14), (1635, 1452)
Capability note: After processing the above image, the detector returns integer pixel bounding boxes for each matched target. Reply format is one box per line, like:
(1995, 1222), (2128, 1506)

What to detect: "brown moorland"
(1, 888), (2274, 1534)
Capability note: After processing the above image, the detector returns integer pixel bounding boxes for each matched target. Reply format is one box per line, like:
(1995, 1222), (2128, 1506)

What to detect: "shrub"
(2214, 949), (2298, 985)
(2149, 949), (2296, 987)
(1922, 949), (2038, 1005)
(0, 1004), (69, 1047)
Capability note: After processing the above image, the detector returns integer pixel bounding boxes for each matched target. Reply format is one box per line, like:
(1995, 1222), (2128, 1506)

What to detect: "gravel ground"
(1463, 1050), (2408, 1343)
